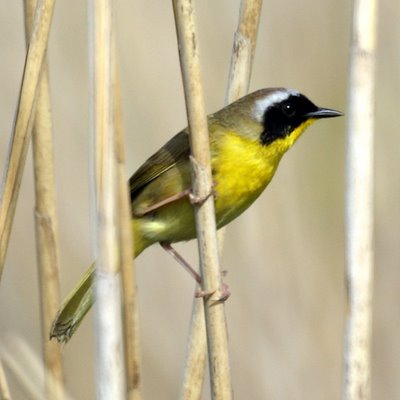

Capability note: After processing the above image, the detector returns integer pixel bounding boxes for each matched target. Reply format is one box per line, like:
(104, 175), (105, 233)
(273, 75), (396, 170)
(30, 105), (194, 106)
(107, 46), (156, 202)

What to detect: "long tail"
(49, 263), (95, 342)
(50, 221), (149, 343)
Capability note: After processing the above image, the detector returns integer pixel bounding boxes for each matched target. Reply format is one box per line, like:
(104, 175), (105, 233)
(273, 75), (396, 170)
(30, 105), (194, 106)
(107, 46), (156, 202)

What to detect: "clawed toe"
(194, 281), (231, 304)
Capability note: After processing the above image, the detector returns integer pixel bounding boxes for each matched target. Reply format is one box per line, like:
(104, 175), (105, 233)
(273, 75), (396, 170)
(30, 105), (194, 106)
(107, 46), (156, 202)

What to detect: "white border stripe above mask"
(252, 89), (299, 122)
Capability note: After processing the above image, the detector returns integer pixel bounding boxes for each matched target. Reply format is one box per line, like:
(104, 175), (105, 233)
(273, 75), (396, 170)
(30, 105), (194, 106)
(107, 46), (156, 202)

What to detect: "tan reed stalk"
(22, 1), (65, 399)
(172, 0), (232, 398)
(179, 2), (263, 398)
(0, 359), (11, 400)
(1, 344), (43, 400)
(112, 40), (143, 400)
(0, 0), (56, 281)
(225, 0), (262, 104)
(90, 0), (126, 398)
(179, 297), (207, 400)
(0, 336), (74, 400)
(343, 0), (377, 398)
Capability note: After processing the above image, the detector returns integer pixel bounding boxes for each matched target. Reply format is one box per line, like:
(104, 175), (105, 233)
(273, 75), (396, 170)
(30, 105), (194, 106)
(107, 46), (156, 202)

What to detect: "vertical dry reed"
(344, 0), (377, 398)
(0, 360), (11, 400)
(90, 0), (126, 398)
(180, 2), (262, 398)
(112, 41), (143, 400)
(23, 0), (65, 398)
(225, 0), (262, 104)
(0, 0), (56, 280)
(172, 0), (232, 398)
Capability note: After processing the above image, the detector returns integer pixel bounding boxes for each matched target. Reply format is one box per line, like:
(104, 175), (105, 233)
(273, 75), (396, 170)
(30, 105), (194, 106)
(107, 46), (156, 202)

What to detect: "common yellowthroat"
(50, 87), (342, 342)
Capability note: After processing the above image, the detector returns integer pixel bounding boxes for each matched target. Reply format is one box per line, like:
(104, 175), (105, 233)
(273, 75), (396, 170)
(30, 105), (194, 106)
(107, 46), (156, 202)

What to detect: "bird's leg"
(133, 186), (215, 218)
(135, 158), (217, 218)
(160, 242), (202, 284)
(160, 242), (230, 302)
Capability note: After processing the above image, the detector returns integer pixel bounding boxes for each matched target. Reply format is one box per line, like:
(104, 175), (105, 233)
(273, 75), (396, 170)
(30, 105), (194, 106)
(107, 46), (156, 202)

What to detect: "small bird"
(50, 87), (342, 342)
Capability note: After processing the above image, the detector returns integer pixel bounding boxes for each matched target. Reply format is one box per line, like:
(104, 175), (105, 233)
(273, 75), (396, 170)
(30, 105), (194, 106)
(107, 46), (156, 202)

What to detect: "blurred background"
(0, 1), (399, 399)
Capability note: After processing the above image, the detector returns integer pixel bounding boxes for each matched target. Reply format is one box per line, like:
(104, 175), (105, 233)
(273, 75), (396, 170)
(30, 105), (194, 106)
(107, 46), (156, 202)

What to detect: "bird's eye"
(282, 102), (295, 117)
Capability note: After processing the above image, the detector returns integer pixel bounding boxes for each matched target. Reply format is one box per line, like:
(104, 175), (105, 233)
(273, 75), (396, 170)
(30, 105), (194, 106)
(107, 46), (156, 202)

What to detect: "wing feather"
(129, 129), (190, 202)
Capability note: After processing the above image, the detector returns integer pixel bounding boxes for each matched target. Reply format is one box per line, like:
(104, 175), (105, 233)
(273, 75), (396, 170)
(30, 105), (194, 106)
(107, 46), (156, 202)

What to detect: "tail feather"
(50, 263), (95, 343)
(50, 220), (149, 343)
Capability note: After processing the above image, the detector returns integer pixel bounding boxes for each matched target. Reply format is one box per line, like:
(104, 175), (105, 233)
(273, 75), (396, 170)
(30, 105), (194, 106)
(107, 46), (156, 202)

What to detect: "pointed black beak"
(306, 107), (343, 119)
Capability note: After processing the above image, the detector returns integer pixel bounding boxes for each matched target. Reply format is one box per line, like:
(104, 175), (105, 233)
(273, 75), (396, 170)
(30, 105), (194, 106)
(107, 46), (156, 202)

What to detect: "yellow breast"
(212, 121), (312, 227)
(212, 131), (280, 227)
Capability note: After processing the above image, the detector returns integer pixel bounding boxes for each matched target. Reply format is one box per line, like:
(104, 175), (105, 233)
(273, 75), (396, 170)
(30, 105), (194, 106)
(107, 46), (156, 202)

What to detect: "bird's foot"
(195, 281), (231, 304)
(160, 242), (230, 303)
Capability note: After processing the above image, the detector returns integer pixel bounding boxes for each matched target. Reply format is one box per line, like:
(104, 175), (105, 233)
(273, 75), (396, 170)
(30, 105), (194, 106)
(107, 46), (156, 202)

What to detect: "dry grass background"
(0, 1), (398, 399)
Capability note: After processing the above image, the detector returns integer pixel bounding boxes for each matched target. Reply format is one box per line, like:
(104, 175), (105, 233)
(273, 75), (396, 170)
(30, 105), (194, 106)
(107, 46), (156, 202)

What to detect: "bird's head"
(218, 88), (343, 149)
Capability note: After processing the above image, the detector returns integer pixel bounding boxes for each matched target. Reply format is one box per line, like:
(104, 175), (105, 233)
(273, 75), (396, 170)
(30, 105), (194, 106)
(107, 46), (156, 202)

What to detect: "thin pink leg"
(133, 185), (215, 217)
(160, 242), (202, 284)
(160, 242), (230, 302)
(134, 189), (191, 217)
